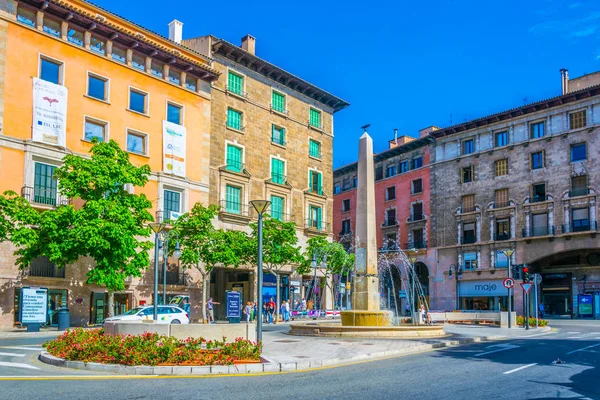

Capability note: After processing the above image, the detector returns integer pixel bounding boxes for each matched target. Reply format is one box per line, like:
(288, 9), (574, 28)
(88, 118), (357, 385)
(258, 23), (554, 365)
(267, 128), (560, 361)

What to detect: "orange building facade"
(0, 0), (218, 327)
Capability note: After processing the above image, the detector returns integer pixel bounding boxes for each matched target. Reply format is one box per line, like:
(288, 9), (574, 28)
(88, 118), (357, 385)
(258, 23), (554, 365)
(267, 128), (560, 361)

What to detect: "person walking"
(206, 297), (219, 324)
(244, 302), (252, 323)
(405, 303), (410, 316)
(539, 303), (545, 319)
(182, 298), (191, 320)
(285, 300), (291, 322)
(267, 298), (276, 324)
(262, 302), (268, 323)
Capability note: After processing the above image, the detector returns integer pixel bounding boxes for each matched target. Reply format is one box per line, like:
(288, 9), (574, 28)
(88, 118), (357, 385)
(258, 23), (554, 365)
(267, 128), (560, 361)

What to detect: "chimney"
(241, 34), (256, 55)
(394, 128), (398, 145)
(168, 20), (183, 44)
(560, 68), (569, 95)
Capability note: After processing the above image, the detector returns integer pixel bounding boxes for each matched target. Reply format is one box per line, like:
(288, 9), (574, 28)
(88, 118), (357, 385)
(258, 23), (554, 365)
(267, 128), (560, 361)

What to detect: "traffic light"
(513, 264), (522, 280)
(522, 265), (530, 282)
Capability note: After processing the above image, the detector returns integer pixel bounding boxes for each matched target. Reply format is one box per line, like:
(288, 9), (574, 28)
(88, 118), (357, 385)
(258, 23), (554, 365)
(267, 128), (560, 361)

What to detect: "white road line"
(475, 345), (520, 357)
(566, 343), (600, 355)
(0, 347), (44, 351)
(0, 361), (40, 370)
(0, 352), (25, 357)
(503, 363), (537, 375)
(567, 332), (581, 334)
(567, 337), (583, 339)
(520, 331), (555, 338)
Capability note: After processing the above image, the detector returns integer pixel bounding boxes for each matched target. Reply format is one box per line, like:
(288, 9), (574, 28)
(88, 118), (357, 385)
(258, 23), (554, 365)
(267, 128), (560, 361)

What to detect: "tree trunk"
(107, 290), (114, 318)
(202, 271), (208, 324)
(275, 272), (281, 322)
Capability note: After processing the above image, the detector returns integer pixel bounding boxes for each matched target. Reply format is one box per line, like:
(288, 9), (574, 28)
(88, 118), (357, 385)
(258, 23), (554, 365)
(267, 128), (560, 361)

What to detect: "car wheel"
(171, 319), (181, 324)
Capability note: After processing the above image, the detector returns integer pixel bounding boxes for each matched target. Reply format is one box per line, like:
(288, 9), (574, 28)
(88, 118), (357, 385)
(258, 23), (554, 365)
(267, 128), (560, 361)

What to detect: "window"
(530, 121), (545, 139)
(225, 185), (241, 214)
(131, 53), (145, 71)
(227, 108), (243, 131)
(150, 60), (163, 78)
(126, 130), (146, 155)
(185, 76), (197, 91)
(309, 171), (322, 195)
(342, 199), (351, 212)
(40, 57), (62, 85)
(342, 178), (351, 191)
(111, 46), (126, 63)
(463, 223), (476, 245)
(375, 166), (383, 181)
(462, 139), (474, 155)
(413, 229), (425, 248)
(386, 165), (396, 178)
(270, 195), (284, 220)
(531, 151), (544, 170)
(495, 159), (508, 177)
(495, 251), (509, 268)
(226, 144), (243, 172)
(34, 163), (58, 206)
(570, 143), (586, 162)
(399, 160), (409, 173)
(227, 71), (244, 95)
(334, 185), (341, 195)
(272, 91), (286, 113)
(495, 131), (508, 147)
(271, 158), (286, 185)
(412, 156), (423, 169)
(385, 233), (397, 250)
(411, 178), (423, 194)
(531, 183), (546, 203)
(129, 89), (147, 114)
(570, 110), (586, 130)
(385, 209), (396, 226)
(532, 213), (549, 236)
(341, 220), (351, 235)
(163, 190), (181, 215)
(43, 17), (61, 37)
(462, 195), (475, 213)
(308, 205), (323, 229)
(67, 27), (84, 46)
(272, 125), (286, 146)
(386, 186), (396, 201)
(309, 139), (322, 159)
(495, 188), (509, 208)
(87, 74), (108, 101)
(411, 203), (423, 221)
(17, 6), (35, 26)
(29, 256), (64, 278)
(84, 118), (106, 142)
(461, 166), (474, 183)
(167, 103), (182, 125)
(352, 176), (358, 188)
(90, 36), (106, 55)
(571, 175), (588, 197)
(463, 252), (477, 270)
(496, 219), (510, 240)
(309, 108), (321, 128)
(572, 208), (590, 232)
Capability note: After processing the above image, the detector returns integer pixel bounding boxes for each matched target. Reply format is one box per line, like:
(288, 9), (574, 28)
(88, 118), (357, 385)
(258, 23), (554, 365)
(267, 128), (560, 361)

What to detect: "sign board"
(399, 290), (407, 298)
(503, 278), (515, 289)
(520, 283), (533, 294)
(226, 291), (242, 319)
(162, 120), (187, 177)
(578, 294), (593, 317)
(459, 280), (508, 297)
(32, 78), (68, 147)
(290, 280), (301, 286)
(19, 287), (48, 324)
(533, 273), (542, 285)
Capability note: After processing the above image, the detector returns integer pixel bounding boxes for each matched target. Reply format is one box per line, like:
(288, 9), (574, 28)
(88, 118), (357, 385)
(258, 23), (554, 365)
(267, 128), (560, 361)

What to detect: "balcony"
(28, 257), (65, 278)
(523, 226), (556, 238)
(309, 121), (325, 131)
(22, 186), (69, 208)
(310, 151), (323, 160)
(306, 185), (324, 196)
(304, 219), (330, 236)
(225, 85), (248, 99)
(338, 228), (353, 237)
(461, 235), (476, 245)
(379, 244), (400, 253)
(271, 136), (287, 147)
(562, 220), (597, 234)
(569, 187), (591, 198)
(531, 194), (551, 203)
(405, 240), (427, 250)
(460, 206), (477, 213)
(267, 211), (293, 223)
(226, 121), (245, 132)
(269, 173), (288, 186)
(224, 159), (246, 174)
(494, 201), (512, 209)
(381, 219), (398, 228)
(270, 106), (288, 115)
(494, 232), (511, 241)
(218, 200), (252, 225)
(408, 213), (425, 222)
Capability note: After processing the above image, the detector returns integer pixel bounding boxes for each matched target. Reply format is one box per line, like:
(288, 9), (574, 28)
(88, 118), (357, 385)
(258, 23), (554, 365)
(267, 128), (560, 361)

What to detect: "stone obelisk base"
(340, 310), (392, 326)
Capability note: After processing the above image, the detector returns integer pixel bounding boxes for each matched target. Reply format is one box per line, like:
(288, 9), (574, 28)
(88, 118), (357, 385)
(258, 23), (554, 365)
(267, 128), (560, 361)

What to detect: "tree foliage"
(298, 236), (355, 276)
(248, 217), (302, 275)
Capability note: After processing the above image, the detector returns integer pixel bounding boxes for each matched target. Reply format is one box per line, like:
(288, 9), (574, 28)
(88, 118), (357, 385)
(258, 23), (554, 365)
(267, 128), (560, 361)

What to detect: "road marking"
(566, 343), (600, 355)
(475, 344), (520, 357)
(520, 331), (555, 338)
(503, 363), (537, 375)
(0, 346), (44, 351)
(0, 361), (40, 370)
(0, 352), (25, 357)
(566, 332), (581, 334)
(567, 337), (583, 339)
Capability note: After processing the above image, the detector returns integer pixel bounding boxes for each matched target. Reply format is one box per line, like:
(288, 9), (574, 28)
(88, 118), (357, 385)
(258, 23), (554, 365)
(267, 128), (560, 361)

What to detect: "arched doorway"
(412, 262), (430, 308)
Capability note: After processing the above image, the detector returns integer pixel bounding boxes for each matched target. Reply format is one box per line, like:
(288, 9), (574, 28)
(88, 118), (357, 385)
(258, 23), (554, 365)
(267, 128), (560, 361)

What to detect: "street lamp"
(159, 233), (181, 305)
(448, 264), (463, 310)
(408, 252), (418, 326)
(502, 249), (515, 328)
(149, 221), (167, 321)
(250, 199), (271, 345)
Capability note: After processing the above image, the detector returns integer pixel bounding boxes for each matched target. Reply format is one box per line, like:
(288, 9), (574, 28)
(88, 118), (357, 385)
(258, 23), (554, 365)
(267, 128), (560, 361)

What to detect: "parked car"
(103, 305), (190, 325)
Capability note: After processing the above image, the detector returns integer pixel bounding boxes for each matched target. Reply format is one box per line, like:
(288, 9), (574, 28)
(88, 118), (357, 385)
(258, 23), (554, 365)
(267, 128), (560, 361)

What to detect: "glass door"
(47, 289), (67, 326)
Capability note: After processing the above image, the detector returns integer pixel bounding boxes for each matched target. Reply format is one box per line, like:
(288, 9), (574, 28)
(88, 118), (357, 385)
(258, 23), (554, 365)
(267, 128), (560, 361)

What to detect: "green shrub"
(516, 316), (548, 327)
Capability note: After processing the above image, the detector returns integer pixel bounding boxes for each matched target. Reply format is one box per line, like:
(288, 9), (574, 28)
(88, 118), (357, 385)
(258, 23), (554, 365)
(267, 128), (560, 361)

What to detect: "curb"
(39, 335), (505, 376)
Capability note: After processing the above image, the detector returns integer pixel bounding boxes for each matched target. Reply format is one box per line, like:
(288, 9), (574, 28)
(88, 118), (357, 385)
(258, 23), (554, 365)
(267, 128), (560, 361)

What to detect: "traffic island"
(289, 322), (446, 338)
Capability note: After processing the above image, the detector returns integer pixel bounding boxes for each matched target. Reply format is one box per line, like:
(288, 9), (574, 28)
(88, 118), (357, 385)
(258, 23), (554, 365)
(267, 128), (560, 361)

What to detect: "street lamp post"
(449, 264), (462, 310)
(502, 249), (515, 328)
(408, 253), (417, 326)
(159, 234), (181, 305)
(250, 200), (271, 345)
(149, 221), (167, 321)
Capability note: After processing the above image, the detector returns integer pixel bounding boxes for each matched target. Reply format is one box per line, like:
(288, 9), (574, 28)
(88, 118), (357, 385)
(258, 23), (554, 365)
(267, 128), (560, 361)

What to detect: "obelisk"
(341, 132), (391, 326)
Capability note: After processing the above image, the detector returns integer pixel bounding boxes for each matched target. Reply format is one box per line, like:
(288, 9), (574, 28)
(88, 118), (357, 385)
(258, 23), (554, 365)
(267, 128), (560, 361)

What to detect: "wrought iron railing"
(219, 200), (250, 216)
(21, 186), (68, 207)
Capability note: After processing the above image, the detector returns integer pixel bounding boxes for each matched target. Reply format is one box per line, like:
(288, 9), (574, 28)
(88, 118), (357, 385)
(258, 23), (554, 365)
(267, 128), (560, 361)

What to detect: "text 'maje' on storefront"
(458, 279), (512, 311)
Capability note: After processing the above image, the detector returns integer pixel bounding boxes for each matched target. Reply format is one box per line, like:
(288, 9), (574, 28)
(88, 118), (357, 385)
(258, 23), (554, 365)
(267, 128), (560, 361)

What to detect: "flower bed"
(43, 328), (261, 366)
(516, 316), (548, 327)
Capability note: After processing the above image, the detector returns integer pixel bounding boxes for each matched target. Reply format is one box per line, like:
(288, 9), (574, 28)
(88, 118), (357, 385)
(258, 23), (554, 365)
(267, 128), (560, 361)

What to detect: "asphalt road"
(1, 321), (599, 400)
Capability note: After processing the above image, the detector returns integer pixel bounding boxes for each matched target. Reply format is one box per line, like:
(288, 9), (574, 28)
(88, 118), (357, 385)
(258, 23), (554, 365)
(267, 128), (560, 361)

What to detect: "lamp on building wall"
(502, 249), (515, 328)
(250, 199), (271, 344)
(149, 221), (167, 321)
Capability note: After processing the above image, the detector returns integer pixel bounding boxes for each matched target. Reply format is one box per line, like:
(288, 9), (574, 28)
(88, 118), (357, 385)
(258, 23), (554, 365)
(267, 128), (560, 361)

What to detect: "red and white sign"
(503, 278), (515, 289)
(521, 283), (534, 294)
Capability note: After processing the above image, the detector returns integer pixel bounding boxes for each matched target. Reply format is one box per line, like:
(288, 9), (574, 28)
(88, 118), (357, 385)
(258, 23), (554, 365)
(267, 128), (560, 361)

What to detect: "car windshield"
(122, 307), (144, 316)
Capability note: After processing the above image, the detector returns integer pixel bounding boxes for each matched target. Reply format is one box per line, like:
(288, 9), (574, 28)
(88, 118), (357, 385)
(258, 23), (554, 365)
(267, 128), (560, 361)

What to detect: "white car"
(104, 305), (190, 325)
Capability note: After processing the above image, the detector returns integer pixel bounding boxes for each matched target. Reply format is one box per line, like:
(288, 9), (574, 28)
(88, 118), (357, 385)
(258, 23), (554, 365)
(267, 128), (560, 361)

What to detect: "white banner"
(163, 120), (186, 177)
(20, 287), (48, 324)
(32, 78), (68, 147)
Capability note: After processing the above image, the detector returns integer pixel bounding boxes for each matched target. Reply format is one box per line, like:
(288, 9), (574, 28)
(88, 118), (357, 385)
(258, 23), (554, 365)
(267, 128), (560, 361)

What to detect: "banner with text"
(32, 78), (68, 147)
(20, 287), (48, 324)
(162, 120), (186, 177)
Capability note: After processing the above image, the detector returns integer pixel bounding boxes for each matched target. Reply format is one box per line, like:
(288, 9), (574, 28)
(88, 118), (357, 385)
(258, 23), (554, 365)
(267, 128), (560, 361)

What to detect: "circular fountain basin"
(341, 310), (393, 327)
(289, 320), (446, 338)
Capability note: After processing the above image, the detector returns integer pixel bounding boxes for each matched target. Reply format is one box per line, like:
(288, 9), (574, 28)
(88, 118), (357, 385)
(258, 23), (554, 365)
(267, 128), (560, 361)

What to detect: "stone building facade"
(429, 71), (600, 318)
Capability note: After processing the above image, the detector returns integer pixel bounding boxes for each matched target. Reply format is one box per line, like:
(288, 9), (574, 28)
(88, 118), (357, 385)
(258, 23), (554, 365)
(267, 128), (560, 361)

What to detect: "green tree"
(172, 203), (250, 323)
(249, 217), (302, 320)
(0, 139), (154, 317)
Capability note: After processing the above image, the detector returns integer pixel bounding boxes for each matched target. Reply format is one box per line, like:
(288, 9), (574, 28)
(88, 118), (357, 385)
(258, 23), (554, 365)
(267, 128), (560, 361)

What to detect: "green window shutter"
(310, 109), (321, 128)
(309, 170), (313, 190)
(272, 91), (285, 113)
(34, 163), (57, 206)
(226, 145), (242, 172)
(271, 195), (283, 220)
(227, 109), (242, 130)
(225, 185), (241, 214)
(309, 140), (321, 158)
(271, 125), (285, 145)
(272, 159), (284, 184)
(316, 207), (322, 230)
(228, 72), (243, 95)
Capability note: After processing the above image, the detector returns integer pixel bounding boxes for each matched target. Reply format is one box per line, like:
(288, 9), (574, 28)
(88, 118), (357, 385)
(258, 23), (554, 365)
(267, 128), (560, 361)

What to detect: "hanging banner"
(32, 78), (68, 147)
(162, 120), (186, 177)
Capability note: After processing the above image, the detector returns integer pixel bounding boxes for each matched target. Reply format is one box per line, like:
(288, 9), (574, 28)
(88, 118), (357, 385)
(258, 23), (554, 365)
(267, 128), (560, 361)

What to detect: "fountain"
(290, 132), (445, 338)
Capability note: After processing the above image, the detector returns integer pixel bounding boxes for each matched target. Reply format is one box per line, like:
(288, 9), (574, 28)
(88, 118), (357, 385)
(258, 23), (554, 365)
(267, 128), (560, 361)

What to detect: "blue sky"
(95, 0), (600, 168)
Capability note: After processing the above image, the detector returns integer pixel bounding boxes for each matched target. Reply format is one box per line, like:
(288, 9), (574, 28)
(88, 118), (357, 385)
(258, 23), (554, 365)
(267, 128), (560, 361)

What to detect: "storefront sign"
(19, 287), (48, 324)
(290, 280), (301, 286)
(162, 120), (186, 177)
(226, 291), (241, 319)
(32, 78), (68, 147)
(459, 280), (507, 297)
(578, 294), (593, 317)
